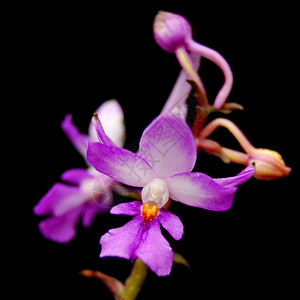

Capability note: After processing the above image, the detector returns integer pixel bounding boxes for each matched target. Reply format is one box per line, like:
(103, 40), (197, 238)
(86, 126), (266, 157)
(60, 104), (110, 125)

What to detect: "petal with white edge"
(87, 141), (155, 187)
(138, 113), (196, 178)
(167, 172), (237, 211)
(34, 183), (88, 216)
(213, 164), (255, 187)
(89, 100), (125, 147)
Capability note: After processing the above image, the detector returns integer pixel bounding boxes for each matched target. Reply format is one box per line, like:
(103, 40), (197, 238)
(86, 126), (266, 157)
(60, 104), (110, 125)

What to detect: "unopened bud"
(248, 148), (291, 180)
(153, 11), (192, 53)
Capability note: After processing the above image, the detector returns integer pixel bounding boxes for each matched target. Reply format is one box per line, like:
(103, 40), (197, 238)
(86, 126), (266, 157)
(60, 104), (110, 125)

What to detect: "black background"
(4, 3), (298, 299)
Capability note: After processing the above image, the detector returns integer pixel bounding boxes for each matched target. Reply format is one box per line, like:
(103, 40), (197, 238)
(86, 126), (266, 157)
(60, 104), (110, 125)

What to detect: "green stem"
(117, 259), (148, 300)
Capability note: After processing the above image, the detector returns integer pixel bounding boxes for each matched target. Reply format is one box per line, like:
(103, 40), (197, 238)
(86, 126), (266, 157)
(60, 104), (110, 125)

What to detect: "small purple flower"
(100, 201), (183, 276)
(87, 112), (255, 275)
(34, 100), (125, 243)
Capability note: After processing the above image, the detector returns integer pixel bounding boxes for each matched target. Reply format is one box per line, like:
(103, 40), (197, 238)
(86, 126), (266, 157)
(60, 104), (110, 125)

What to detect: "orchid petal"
(91, 113), (115, 146)
(138, 113), (196, 178)
(61, 168), (95, 185)
(34, 183), (81, 215)
(87, 141), (155, 187)
(157, 209), (184, 240)
(135, 220), (174, 276)
(100, 216), (143, 260)
(52, 187), (89, 216)
(213, 164), (255, 187)
(81, 199), (110, 227)
(167, 172), (237, 211)
(61, 114), (89, 157)
(38, 206), (83, 243)
(110, 201), (141, 216)
(89, 100), (125, 147)
(34, 183), (89, 216)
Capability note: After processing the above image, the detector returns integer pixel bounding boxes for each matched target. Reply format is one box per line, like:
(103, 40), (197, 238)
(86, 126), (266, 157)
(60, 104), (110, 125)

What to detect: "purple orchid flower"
(34, 100), (125, 243)
(87, 112), (255, 276)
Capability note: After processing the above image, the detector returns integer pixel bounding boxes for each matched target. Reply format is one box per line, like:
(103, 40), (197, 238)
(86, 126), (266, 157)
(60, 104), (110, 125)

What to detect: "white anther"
(142, 178), (169, 208)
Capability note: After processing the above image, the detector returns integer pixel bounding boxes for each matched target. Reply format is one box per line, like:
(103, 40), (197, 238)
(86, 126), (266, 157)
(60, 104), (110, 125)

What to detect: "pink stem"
(187, 39), (233, 109)
(199, 118), (256, 153)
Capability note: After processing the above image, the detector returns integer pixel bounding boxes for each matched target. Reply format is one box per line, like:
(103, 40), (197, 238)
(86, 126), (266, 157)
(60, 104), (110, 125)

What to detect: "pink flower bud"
(248, 148), (291, 181)
(153, 11), (192, 53)
(199, 118), (291, 181)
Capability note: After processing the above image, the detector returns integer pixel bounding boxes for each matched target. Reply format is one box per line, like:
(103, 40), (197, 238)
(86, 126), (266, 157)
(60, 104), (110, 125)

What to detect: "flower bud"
(248, 148), (291, 180)
(153, 11), (192, 53)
